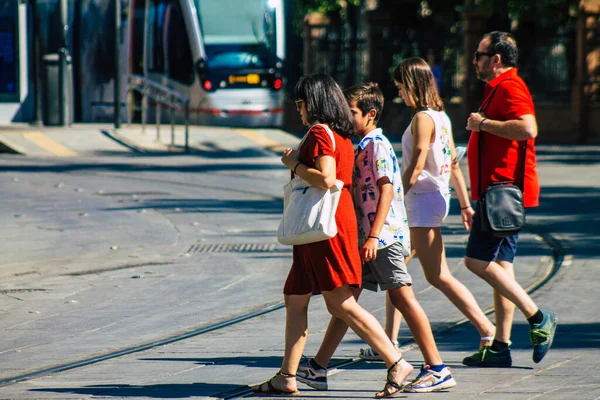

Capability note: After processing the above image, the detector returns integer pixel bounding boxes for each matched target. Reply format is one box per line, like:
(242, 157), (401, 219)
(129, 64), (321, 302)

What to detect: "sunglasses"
(295, 99), (304, 110)
(473, 51), (496, 61)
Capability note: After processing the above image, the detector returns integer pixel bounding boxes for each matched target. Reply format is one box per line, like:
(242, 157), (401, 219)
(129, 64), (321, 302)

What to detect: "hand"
(361, 238), (378, 263)
(461, 206), (475, 231)
(281, 148), (299, 169)
(466, 111), (487, 132)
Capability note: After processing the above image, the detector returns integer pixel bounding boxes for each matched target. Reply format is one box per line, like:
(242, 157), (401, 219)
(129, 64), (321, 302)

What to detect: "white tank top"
(401, 109), (452, 194)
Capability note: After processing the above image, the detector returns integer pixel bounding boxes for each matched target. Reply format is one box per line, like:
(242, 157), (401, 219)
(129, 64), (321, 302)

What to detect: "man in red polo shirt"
(462, 31), (557, 367)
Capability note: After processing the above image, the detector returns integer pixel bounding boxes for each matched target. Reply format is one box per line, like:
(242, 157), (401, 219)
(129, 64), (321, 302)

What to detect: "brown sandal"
(374, 357), (408, 398)
(252, 371), (300, 396)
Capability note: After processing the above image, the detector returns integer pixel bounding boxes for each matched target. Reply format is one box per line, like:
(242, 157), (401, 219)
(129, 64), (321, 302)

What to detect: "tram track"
(0, 160), (288, 389)
(222, 224), (568, 399)
(0, 159), (569, 397)
(0, 224), (567, 395)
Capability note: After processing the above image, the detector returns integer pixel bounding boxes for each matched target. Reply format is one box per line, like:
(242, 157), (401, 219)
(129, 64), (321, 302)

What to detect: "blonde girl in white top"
(391, 57), (496, 355)
(401, 108), (453, 227)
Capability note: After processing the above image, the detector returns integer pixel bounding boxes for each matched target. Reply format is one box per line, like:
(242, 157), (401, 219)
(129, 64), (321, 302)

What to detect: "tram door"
(129, 0), (198, 122)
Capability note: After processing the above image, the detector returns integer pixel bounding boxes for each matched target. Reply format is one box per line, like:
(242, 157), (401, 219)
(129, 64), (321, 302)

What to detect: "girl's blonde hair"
(392, 57), (444, 112)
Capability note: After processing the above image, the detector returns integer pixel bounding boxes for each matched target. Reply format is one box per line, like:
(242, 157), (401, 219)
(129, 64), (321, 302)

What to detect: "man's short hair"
(483, 31), (518, 68)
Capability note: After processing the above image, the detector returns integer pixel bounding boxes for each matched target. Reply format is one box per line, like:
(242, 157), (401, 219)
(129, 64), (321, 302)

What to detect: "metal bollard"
(156, 101), (161, 142)
(184, 100), (190, 152)
(141, 91), (147, 133)
(126, 87), (133, 126)
(170, 94), (176, 148)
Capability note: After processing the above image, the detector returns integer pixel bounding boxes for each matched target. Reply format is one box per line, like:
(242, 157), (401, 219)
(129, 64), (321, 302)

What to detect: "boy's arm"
(362, 177), (393, 263)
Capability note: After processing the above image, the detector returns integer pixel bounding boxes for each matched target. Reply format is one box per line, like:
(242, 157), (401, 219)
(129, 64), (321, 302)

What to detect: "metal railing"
(126, 74), (190, 152)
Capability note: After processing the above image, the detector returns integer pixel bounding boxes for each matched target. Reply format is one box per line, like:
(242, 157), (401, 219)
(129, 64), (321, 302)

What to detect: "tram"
(128, 0), (286, 127)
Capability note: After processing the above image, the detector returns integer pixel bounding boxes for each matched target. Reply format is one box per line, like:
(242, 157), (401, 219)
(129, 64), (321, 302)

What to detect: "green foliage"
(458, 0), (575, 28)
(291, 0), (575, 36)
(291, 0), (360, 34)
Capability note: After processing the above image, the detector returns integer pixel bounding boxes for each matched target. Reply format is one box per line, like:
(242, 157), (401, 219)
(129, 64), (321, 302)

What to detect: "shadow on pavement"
(529, 186), (600, 256)
(0, 162), (286, 174)
(30, 382), (244, 398)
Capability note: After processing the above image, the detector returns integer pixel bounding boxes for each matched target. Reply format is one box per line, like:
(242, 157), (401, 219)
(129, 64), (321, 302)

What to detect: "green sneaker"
(530, 310), (558, 363)
(462, 346), (512, 367)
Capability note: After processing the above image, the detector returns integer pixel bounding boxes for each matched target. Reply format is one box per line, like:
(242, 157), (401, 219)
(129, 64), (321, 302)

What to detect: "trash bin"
(42, 51), (74, 126)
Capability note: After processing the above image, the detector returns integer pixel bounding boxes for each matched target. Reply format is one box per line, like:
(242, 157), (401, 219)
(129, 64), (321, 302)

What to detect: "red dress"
(283, 124), (362, 295)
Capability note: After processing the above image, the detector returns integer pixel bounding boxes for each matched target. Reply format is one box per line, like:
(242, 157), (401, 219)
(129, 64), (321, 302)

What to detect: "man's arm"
(466, 112), (537, 140)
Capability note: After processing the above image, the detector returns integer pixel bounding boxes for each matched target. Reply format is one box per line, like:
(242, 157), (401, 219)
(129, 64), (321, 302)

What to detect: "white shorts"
(405, 191), (450, 228)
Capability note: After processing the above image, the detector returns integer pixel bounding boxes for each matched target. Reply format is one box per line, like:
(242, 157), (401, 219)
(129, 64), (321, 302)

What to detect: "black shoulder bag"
(476, 80), (527, 238)
(477, 135), (526, 237)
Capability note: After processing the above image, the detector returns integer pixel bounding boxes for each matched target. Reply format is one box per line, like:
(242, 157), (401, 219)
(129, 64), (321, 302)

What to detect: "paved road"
(0, 125), (599, 399)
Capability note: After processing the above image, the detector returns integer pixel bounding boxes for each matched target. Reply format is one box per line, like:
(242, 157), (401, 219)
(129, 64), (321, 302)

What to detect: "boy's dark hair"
(294, 73), (355, 138)
(343, 82), (385, 125)
(483, 31), (518, 68)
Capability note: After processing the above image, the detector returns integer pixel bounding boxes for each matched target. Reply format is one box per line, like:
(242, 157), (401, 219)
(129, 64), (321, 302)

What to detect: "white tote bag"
(277, 124), (344, 245)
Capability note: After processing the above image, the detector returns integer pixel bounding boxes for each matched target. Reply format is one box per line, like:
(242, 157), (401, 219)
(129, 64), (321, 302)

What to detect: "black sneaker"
(462, 346), (512, 367)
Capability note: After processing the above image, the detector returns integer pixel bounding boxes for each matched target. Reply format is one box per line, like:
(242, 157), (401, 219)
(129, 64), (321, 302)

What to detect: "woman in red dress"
(252, 73), (411, 397)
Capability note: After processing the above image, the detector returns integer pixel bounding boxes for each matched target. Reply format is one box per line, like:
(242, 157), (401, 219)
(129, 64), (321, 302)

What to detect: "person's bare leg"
(494, 259), (516, 344)
(313, 286), (362, 367)
(412, 227), (495, 347)
(464, 256), (538, 318)
(405, 248), (417, 265)
(253, 293), (311, 393)
(385, 293), (402, 345)
(388, 285), (442, 365)
(321, 285), (413, 397)
(359, 292), (401, 358)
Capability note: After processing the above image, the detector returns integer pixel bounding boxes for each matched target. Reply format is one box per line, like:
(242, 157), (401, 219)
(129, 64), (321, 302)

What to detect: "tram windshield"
(193, 0), (279, 69)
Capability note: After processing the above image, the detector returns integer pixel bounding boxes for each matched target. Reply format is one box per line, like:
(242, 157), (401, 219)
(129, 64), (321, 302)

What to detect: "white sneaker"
(403, 365), (456, 393)
(359, 340), (400, 361)
(297, 357), (328, 390)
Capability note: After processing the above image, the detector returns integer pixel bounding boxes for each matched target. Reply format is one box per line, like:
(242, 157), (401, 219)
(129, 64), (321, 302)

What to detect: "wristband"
(461, 206), (472, 210)
(478, 118), (487, 132)
(293, 161), (301, 174)
(367, 235), (379, 240)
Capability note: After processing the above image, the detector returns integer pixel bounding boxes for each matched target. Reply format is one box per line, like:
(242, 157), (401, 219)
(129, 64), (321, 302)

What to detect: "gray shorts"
(362, 241), (412, 292)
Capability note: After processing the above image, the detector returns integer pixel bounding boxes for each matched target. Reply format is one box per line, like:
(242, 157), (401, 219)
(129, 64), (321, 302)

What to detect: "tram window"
(165, 2), (194, 84)
(0, 2), (19, 102)
(149, 0), (167, 73)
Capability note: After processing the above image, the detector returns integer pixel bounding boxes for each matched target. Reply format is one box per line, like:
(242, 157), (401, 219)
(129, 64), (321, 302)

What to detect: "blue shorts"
(465, 201), (519, 263)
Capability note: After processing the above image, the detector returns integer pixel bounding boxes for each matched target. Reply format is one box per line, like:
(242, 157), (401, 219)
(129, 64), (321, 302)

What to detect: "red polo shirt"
(467, 68), (540, 207)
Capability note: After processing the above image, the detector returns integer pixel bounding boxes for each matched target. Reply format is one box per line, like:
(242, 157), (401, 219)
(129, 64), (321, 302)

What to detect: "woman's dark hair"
(294, 73), (355, 138)
(392, 57), (444, 112)
(343, 82), (385, 125)
(483, 31), (518, 68)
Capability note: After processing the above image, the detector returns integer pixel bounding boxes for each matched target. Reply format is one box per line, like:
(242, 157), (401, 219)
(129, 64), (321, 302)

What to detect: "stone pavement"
(0, 123), (299, 158)
(0, 124), (599, 399)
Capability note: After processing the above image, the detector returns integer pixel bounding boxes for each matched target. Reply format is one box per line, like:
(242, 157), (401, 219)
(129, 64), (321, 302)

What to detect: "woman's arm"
(281, 128), (337, 190)
(448, 134), (475, 231)
(402, 112), (434, 194)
